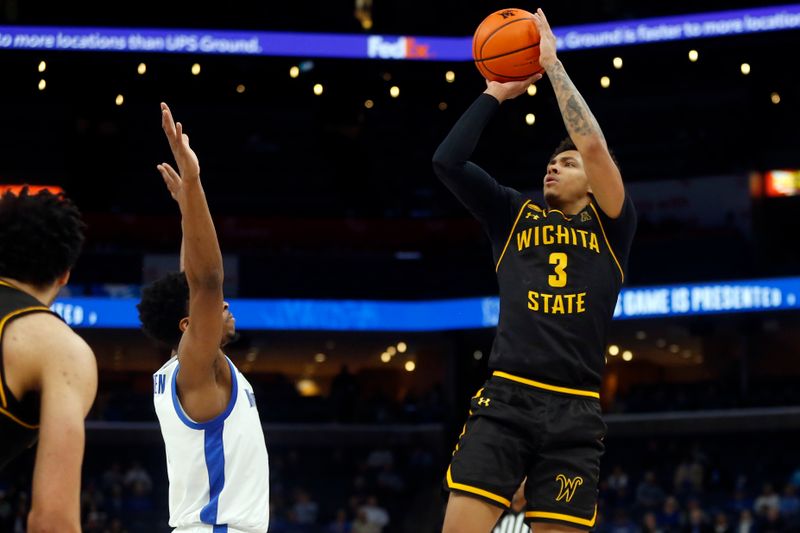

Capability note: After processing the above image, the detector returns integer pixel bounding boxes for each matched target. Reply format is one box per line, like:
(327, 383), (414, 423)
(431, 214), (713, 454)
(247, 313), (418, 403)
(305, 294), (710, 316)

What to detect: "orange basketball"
(473, 8), (542, 83)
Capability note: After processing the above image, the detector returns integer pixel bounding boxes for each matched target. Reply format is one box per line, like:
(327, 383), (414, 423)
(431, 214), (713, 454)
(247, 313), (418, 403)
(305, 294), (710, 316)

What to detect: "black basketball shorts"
(443, 371), (606, 530)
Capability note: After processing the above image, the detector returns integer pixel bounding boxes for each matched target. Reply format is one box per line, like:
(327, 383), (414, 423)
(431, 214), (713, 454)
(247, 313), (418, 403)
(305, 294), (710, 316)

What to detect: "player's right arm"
(23, 316), (97, 533)
(157, 103), (225, 391)
(432, 76), (539, 231)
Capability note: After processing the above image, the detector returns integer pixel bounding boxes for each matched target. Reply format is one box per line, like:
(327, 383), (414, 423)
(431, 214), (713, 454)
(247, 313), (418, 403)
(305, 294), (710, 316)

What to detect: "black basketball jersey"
(0, 280), (57, 471)
(433, 93), (637, 392)
(491, 197), (636, 390)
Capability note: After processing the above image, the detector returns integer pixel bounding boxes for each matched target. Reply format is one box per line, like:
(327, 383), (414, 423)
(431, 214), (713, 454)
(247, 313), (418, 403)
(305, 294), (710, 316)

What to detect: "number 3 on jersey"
(548, 253), (568, 287)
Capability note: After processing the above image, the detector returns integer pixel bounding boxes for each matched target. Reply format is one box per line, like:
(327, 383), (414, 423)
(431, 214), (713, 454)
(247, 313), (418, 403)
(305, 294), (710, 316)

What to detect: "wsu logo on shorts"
(555, 474), (583, 503)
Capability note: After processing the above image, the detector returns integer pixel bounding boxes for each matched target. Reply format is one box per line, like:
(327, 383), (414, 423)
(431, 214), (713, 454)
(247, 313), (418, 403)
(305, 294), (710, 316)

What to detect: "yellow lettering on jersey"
(551, 294), (565, 314)
(515, 225), (600, 254)
(576, 229), (589, 248)
(564, 293), (576, 313)
(527, 291), (587, 315)
(589, 233), (600, 253)
(556, 225), (570, 245)
(541, 293), (553, 313)
(543, 225), (554, 245)
(527, 291), (540, 311)
(517, 228), (532, 251)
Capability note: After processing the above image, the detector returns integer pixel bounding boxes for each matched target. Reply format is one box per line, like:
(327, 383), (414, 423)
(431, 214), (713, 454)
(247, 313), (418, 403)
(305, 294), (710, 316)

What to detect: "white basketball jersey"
(153, 356), (269, 533)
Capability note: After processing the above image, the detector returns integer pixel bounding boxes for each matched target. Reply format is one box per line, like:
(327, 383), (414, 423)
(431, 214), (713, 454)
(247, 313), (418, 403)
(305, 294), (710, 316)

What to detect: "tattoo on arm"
(548, 61), (605, 142)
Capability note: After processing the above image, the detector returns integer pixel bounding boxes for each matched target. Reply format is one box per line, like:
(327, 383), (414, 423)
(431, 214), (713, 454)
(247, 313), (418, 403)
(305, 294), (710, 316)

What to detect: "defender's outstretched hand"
(161, 102), (199, 179)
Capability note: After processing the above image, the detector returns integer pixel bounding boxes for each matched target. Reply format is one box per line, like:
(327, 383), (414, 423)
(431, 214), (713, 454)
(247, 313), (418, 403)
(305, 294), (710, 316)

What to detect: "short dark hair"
(137, 272), (189, 348)
(549, 136), (620, 168)
(0, 187), (86, 286)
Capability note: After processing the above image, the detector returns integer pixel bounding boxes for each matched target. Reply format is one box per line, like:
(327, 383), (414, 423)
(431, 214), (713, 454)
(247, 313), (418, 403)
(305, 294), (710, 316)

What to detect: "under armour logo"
(477, 397), (491, 407)
(555, 474), (583, 503)
(581, 212), (592, 222)
(499, 10), (516, 19)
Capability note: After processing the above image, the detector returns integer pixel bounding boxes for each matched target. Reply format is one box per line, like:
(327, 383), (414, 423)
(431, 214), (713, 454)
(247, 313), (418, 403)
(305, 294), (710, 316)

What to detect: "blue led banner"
(1, 4), (798, 59)
(53, 276), (800, 331)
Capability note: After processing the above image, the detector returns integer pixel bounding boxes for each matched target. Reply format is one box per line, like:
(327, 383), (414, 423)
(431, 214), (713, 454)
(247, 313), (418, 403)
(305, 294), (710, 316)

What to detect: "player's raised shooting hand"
(532, 8), (558, 71)
(160, 102), (200, 185)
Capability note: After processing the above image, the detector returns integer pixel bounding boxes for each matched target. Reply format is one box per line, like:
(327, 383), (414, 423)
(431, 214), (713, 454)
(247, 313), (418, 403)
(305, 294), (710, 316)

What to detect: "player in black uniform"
(0, 187), (97, 532)
(433, 10), (636, 533)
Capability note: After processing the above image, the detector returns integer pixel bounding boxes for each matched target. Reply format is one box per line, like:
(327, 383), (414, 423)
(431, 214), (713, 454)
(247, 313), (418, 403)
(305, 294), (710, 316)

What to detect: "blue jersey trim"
(213, 526), (228, 533)
(170, 357), (239, 430)
(199, 422), (227, 528)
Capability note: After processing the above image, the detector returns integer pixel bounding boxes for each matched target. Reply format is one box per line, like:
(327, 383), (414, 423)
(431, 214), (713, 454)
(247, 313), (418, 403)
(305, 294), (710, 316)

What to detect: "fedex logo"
(367, 35), (431, 59)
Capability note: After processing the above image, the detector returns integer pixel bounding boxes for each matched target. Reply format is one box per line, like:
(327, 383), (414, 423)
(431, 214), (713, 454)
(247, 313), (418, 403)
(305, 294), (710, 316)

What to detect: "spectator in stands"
(102, 462), (124, 492)
(366, 449), (394, 470)
(83, 502), (106, 531)
(80, 480), (105, 515)
(606, 465), (632, 508)
(712, 512), (732, 533)
(107, 483), (124, 517)
(780, 483), (800, 518)
(352, 508), (379, 533)
(124, 480), (154, 513)
(675, 455), (705, 497)
(358, 495), (389, 532)
(608, 465), (630, 492)
(659, 495), (683, 531)
(292, 488), (319, 525)
(328, 508), (352, 533)
(608, 508), (638, 533)
(123, 461), (153, 494)
(759, 507), (784, 532)
(728, 488), (754, 515)
(642, 511), (664, 533)
(376, 464), (405, 494)
(684, 506), (712, 533)
(737, 509), (756, 533)
(637, 471), (667, 511)
(754, 483), (781, 516)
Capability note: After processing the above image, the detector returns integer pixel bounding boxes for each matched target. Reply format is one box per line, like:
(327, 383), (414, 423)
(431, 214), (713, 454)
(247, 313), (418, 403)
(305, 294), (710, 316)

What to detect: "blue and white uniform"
(153, 356), (269, 533)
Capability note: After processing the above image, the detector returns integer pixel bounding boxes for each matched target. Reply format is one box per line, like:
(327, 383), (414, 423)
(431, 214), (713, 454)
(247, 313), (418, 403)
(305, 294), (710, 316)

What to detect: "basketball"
(473, 8), (542, 83)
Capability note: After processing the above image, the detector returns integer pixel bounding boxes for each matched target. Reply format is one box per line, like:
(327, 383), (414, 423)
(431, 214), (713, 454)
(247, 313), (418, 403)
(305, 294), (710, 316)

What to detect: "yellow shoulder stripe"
(0, 406), (39, 429)
(496, 200), (531, 273)
(0, 306), (52, 408)
(589, 202), (624, 283)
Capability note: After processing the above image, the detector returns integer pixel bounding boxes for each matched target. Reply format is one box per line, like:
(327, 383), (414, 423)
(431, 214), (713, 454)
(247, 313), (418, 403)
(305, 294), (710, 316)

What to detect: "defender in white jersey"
(138, 103), (269, 532)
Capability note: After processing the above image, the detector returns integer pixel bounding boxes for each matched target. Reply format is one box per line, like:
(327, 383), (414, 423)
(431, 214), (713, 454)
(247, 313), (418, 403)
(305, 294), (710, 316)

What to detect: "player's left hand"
(484, 74), (542, 103)
(532, 8), (558, 71)
(160, 102), (200, 185)
(157, 161), (183, 202)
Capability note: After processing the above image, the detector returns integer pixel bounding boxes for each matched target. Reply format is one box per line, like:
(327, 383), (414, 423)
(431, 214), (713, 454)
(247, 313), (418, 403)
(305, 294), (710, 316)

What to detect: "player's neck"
(546, 196), (590, 216)
(0, 277), (59, 306)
